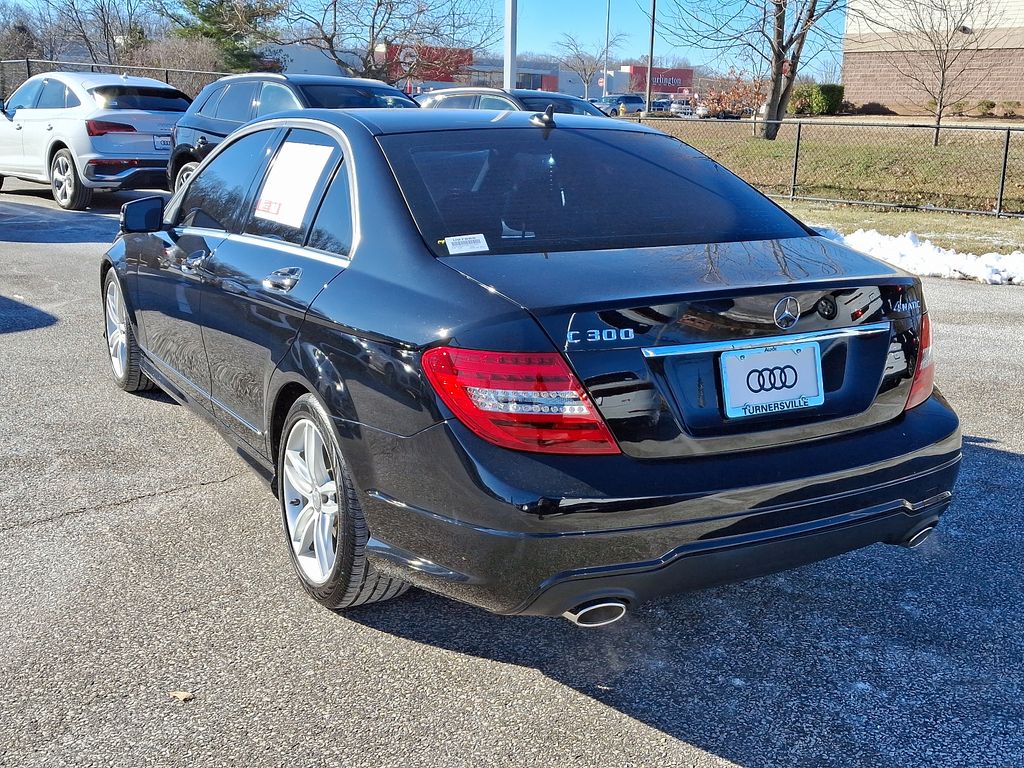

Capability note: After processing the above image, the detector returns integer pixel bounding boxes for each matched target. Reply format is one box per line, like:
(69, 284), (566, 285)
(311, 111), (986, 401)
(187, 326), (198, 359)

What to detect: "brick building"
(842, 0), (1024, 112)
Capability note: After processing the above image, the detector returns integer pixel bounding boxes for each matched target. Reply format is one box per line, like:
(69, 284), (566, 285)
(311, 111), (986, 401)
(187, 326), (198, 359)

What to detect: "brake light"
(86, 119), (137, 136)
(421, 347), (620, 455)
(905, 314), (934, 410)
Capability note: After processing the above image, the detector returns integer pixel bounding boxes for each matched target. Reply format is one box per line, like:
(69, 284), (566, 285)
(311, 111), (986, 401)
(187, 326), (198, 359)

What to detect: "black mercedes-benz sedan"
(101, 109), (960, 627)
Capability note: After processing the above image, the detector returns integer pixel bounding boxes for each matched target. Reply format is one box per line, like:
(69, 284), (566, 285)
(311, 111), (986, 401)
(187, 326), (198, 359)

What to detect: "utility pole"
(644, 0), (656, 111)
(503, 0), (517, 90)
(603, 0), (611, 97)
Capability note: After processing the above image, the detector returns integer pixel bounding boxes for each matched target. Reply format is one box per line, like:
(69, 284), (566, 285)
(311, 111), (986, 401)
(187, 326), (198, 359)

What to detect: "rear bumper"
(80, 157), (169, 190)
(346, 392), (961, 615)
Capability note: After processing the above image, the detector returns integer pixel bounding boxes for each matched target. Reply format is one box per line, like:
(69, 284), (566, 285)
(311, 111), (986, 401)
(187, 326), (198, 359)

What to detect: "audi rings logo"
(773, 296), (801, 330)
(746, 365), (799, 393)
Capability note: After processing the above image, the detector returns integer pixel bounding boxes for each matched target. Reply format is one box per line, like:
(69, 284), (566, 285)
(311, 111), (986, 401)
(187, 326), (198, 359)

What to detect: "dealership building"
(842, 0), (1024, 111)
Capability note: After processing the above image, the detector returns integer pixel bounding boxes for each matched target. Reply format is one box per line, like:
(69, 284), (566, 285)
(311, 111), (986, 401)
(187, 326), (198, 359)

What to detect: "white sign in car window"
(254, 142), (334, 229)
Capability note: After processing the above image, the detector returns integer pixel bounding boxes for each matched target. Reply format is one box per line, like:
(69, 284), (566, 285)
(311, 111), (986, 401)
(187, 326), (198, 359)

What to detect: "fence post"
(996, 128), (1011, 216)
(164, 69), (170, 84)
(25, 58), (31, 78)
(790, 122), (802, 199)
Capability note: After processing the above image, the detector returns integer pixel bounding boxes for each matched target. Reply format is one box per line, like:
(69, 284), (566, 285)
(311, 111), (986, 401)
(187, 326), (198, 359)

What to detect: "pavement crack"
(0, 472), (249, 533)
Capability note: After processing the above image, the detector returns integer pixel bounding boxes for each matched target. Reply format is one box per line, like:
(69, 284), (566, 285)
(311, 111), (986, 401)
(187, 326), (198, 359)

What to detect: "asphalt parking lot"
(1, 179), (1022, 768)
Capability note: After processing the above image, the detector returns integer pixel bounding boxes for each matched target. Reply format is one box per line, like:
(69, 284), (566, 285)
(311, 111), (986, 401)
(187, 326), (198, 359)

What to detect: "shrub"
(857, 101), (896, 116)
(1000, 100), (1021, 117)
(976, 99), (996, 117)
(788, 83), (815, 114)
(811, 84), (844, 115)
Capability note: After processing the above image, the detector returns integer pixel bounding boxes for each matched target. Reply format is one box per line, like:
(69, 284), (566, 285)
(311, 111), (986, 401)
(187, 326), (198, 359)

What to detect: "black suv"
(415, 87), (608, 117)
(167, 73), (417, 190)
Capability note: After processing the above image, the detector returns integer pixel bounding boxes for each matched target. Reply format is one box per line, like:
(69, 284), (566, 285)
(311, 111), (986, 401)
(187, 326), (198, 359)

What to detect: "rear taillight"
(905, 314), (934, 410)
(421, 347), (620, 455)
(86, 119), (137, 137)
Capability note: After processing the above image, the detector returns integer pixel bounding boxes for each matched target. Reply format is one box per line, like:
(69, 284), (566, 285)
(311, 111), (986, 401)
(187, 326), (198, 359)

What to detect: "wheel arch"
(46, 140), (71, 180)
(168, 150), (197, 186)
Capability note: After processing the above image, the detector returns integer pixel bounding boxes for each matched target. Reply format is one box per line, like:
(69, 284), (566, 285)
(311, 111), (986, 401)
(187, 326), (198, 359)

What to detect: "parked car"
(594, 94), (646, 115)
(695, 105), (710, 118)
(650, 98), (671, 112)
(670, 100), (693, 117)
(0, 72), (190, 209)
(167, 73), (417, 191)
(103, 109), (960, 627)
(415, 86), (608, 117)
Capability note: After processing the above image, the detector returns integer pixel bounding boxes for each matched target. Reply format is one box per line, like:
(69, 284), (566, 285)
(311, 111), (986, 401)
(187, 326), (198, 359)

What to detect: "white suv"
(0, 72), (191, 209)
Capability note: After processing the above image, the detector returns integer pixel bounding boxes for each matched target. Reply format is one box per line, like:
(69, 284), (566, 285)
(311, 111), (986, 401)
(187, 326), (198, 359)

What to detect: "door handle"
(14, 124), (21, 130)
(181, 250), (210, 273)
(262, 267), (301, 292)
(46, 124), (52, 131)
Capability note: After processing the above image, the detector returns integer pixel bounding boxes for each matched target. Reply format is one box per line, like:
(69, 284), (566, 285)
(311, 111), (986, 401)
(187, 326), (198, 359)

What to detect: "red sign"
(624, 65), (695, 93)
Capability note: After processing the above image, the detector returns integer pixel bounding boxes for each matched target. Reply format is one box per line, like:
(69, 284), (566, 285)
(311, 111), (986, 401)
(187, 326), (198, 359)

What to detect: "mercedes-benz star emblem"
(773, 297), (801, 330)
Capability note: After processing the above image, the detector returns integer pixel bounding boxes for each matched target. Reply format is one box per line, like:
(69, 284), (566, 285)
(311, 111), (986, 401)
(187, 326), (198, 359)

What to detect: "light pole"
(644, 0), (656, 112)
(503, 0), (517, 90)
(602, 0), (611, 97)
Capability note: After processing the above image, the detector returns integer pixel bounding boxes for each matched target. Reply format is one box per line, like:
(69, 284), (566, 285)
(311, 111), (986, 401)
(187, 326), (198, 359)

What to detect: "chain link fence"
(0, 59), (229, 100)
(640, 117), (1024, 217)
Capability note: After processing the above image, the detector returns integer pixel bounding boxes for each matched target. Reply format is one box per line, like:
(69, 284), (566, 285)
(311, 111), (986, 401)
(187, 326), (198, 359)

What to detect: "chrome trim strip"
(224, 232), (350, 268)
(641, 321), (891, 358)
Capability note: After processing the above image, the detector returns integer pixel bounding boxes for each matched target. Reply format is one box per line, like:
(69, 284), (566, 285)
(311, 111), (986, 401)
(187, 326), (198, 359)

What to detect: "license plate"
(153, 135), (171, 150)
(720, 342), (824, 419)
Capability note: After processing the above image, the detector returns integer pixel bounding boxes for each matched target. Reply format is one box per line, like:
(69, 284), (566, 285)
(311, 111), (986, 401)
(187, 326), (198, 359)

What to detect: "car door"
(198, 128), (350, 453)
(132, 128), (280, 411)
(0, 78), (43, 173)
(20, 77), (69, 176)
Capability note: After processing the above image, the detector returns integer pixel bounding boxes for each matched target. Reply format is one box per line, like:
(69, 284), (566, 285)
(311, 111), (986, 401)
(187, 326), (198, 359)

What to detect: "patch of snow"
(816, 228), (1024, 285)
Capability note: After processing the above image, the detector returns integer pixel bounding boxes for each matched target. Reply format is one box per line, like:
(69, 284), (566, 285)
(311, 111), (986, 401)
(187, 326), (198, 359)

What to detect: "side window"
(176, 130), (277, 231)
(214, 82), (256, 122)
(65, 88), (81, 108)
(6, 79), (43, 111)
(198, 86), (225, 116)
(479, 94), (516, 110)
(434, 94), (478, 109)
(36, 79), (68, 109)
(255, 82), (301, 117)
(245, 129), (340, 245)
(307, 164), (353, 257)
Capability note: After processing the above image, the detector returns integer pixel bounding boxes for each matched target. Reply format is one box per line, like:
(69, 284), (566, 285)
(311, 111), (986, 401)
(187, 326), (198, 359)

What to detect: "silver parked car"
(0, 72), (190, 209)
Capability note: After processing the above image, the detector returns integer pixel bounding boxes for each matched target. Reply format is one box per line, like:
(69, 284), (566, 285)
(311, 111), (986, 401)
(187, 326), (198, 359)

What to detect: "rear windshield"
(91, 86), (191, 112)
(379, 128), (808, 256)
(299, 84), (418, 109)
(518, 96), (605, 116)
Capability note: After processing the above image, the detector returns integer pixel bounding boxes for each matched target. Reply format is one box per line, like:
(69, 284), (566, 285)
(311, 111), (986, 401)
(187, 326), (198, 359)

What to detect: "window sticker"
(445, 233), (489, 255)
(254, 142), (334, 229)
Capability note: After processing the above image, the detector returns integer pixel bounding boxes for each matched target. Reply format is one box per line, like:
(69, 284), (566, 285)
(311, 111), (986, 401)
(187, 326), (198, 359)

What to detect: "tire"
(103, 270), (152, 392)
(278, 394), (410, 611)
(174, 161), (199, 192)
(50, 148), (93, 210)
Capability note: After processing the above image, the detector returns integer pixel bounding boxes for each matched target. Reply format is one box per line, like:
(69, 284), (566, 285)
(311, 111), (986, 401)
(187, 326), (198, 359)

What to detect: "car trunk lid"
(442, 236), (928, 459)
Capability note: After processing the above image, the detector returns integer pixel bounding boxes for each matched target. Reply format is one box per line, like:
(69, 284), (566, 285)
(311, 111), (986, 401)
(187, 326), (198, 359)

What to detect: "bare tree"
(36, 0), (158, 64)
(554, 32), (625, 98)
(662, 0), (844, 138)
(851, 0), (1006, 143)
(129, 37), (228, 95)
(277, 0), (500, 84)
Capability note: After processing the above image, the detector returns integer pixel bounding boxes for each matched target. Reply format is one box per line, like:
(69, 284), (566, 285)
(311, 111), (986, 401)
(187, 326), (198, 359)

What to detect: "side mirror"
(120, 196), (165, 234)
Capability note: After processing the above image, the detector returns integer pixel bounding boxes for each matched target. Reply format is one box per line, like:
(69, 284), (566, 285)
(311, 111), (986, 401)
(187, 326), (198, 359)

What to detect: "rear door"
(133, 128), (280, 410)
(198, 128), (350, 453)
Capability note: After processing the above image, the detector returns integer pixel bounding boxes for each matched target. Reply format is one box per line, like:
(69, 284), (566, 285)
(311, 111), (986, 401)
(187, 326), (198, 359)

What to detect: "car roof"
(271, 107), (664, 136)
(31, 71), (177, 90)
(510, 89), (589, 101)
(213, 72), (399, 88)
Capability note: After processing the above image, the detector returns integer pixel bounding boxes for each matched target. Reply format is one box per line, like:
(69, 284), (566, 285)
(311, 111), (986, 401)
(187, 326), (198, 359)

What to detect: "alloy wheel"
(282, 418), (340, 585)
(52, 155), (73, 206)
(104, 279), (127, 379)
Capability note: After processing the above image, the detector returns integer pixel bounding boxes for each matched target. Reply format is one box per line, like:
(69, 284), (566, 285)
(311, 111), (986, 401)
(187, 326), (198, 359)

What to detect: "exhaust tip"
(903, 525), (937, 549)
(562, 599), (627, 627)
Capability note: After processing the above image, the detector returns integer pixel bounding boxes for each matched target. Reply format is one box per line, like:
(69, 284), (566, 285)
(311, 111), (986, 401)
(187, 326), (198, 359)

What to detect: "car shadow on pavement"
(0, 294), (57, 333)
(0, 191), (168, 243)
(346, 435), (1023, 767)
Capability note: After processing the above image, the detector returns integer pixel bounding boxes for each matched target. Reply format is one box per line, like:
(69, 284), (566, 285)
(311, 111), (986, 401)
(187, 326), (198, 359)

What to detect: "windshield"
(379, 128), (808, 257)
(519, 96), (605, 116)
(300, 84), (418, 109)
(91, 86), (191, 111)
